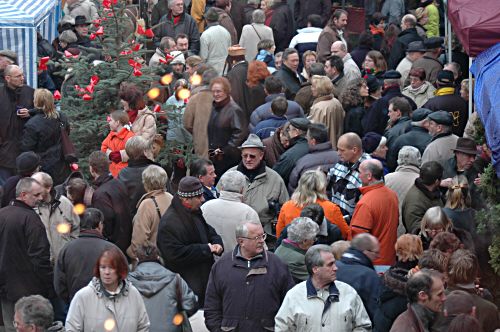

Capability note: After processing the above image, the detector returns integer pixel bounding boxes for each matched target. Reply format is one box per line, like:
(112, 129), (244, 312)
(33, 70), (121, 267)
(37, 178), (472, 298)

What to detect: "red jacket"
(101, 127), (135, 177)
(350, 182), (399, 265)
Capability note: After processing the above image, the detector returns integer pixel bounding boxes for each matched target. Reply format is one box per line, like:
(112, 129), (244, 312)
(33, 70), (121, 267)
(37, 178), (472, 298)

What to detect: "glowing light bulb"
(147, 87), (160, 99)
(172, 313), (184, 326)
(104, 318), (116, 331)
(160, 74), (173, 85)
(56, 222), (71, 234)
(190, 74), (202, 86)
(73, 203), (86, 215)
(177, 88), (191, 100)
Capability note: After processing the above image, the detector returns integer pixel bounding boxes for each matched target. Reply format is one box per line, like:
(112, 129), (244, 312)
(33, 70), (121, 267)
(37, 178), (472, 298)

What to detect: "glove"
(109, 151), (122, 163)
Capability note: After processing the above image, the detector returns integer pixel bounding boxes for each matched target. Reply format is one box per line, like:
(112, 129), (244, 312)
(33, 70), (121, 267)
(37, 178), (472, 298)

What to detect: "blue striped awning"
(0, 0), (60, 88)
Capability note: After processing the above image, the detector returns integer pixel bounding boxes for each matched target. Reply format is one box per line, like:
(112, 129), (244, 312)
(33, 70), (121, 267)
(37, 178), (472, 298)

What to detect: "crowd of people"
(0, 0), (498, 331)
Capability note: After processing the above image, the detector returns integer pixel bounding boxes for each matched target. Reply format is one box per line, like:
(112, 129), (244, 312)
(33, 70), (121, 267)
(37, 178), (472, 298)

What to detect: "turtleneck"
(213, 96), (231, 109)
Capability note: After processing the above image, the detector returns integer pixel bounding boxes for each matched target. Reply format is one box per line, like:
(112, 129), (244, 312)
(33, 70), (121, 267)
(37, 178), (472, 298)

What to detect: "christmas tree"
(54, 0), (194, 174)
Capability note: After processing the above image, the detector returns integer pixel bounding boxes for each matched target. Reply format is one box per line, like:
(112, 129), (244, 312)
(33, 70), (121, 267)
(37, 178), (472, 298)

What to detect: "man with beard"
(221, 134), (289, 235)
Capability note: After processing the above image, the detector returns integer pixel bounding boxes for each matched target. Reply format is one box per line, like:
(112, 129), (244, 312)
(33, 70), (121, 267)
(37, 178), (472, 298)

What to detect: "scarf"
(370, 24), (385, 36)
(407, 82), (430, 94)
(213, 96), (231, 109)
(434, 87), (455, 96)
(127, 109), (138, 123)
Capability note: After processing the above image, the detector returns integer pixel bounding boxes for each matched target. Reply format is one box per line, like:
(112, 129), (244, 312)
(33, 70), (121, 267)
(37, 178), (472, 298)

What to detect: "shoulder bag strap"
(175, 273), (183, 311)
(251, 23), (262, 41)
(150, 196), (162, 219)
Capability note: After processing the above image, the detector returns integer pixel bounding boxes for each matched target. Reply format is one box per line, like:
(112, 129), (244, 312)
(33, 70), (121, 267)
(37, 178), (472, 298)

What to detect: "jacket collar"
(237, 161), (266, 182)
(94, 173), (113, 188)
(127, 157), (158, 168)
(306, 277), (340, 300)
(137, 189), (168, 207)
(430, 131), (453, 142)
(414, 178), (441, 200)
(395, 164), (420, 173)
(313, 94), (334, 105)
(310, 141), (333, 153)
(392, 116), (411, 126)
(265, 93), (286, 102)
(219, 190), (243, 202)
(434, 87), (455, 96)
(359, 181), (385, 194)
(109, 127), (131, 139)
(10, 199), (36, 210)
(340, 247), (375, 270)
(79, 229), (106, 239)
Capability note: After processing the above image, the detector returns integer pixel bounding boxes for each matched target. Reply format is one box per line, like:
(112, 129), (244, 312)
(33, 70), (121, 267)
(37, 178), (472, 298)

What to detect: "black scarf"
(237, 160), (266, 183)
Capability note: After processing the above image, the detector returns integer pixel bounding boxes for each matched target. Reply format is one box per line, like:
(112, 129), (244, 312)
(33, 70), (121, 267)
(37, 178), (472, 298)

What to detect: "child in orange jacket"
(101, 111), (135, 177)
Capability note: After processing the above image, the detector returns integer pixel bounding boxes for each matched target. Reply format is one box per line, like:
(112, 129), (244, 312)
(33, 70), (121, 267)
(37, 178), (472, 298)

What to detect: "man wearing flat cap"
(423, 70), (468, 136)
(421, 110), (459, 167)
(396, 41), (426, 85)
(221, 134), (289, 235)
(387, 108), (432, 171)
(362, 70), (416, 135)
(273, 118), (311, 185)
(410, 37), (444, 84)
(157, 176), (223, 307)
(441, 137), (483, 209)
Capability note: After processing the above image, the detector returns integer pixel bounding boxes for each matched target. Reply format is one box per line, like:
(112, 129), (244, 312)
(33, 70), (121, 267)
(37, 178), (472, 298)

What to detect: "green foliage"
(57, 0), (195, 176)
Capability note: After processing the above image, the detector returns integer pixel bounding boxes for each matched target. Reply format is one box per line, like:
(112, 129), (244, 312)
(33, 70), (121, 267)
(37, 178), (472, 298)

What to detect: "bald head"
(337, 133), (363, 163)
(359, 159), (384, 185)
(330, 41), (347, 58)
(401, 14), (417, 29)
(351, 233), (379, 262)
(4, 65), (24, 89)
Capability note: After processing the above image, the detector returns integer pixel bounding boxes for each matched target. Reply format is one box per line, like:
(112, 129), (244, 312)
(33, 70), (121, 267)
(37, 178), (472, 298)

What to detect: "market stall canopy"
(448, 0), (500, 57)
(470, 43), (500, 177)
(0, 0), (61, 87)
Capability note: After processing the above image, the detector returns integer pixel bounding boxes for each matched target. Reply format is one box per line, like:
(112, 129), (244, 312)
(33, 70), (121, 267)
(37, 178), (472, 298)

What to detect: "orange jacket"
(350, 183), (399, 266)
(101, 127), (135, 177)
(276, 199), (349, 239)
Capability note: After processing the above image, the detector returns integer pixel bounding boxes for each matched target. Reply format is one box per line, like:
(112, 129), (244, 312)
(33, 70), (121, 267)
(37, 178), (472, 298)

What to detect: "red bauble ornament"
(95, 27), (104, 36)
(153, 104), (162, 113)
(53, 90), (61, 100)
(145, 29), (154, 38)
(90, 75), (100, 85)
(132, 43), (142, 51)
(137, 25), (146, 35)
(89, 33), (96, 40)
(82, 94), (92, 101)
(38, 56), (49, 71)
(133, 68), (142, 77)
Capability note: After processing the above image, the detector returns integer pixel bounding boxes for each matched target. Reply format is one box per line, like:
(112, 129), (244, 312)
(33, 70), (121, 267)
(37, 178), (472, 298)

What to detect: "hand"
(440, 178), (453, 188)
(474, 175), (481, 186)
(16, 108), (31, 118)
(109, 151), (122, 163)
(209, 243), (223, 255)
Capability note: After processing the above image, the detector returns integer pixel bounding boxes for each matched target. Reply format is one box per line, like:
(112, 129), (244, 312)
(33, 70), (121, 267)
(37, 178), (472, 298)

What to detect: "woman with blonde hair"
(443, 175), (476, 234)
(308, 75), (345, 147)
(21, 88), (71, 185)
(276, 169), (348, 239)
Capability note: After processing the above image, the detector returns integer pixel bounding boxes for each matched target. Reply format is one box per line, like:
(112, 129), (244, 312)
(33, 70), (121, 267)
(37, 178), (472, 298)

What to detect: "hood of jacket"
(88, 277), (130, 299)
(381, 267), (408, 299)
(47, 321), (65, 331)
(128, 262), (176, 298)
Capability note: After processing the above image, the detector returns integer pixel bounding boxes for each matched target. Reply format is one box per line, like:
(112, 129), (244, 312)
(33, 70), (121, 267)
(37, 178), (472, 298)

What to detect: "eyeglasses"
(240, 233), (267, 241)
(242, 154), (257, 159)
(13, 320), (33, 328)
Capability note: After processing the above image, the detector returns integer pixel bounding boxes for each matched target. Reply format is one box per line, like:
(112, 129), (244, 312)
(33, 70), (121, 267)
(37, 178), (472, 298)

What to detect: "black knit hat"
(16, 151), (41, 175)
(362, 132), (386, 154)
(177, 176), (204, 198)
(364, 74), (380, 94)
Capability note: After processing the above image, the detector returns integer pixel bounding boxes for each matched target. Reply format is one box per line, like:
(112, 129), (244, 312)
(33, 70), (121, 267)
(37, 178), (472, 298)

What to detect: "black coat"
(204, 247), (294, 331)
(0, 200), (54, 301)
(118, 157), (159, 215)
(0, 175), (21, 207)
(273, 65), (305, 100)
(388, 28), (423, 69)
(157, 195), (223, 306)
(268, 2), (295, 52)
(344, 105), (366, 137)
(387, 126), (431, 171)
(362, 86), (417, 135)
(294, 0), (331, 29)
(20, 111), (71, 185)
(373, 267), (410, 332)
(155, 12), (200, 54)
(54, 230), (118, 303)
(91, 174), (133, 254)
(207, 99), (248, 175)
(272, 136), (309, 185)
(423, 93), (469, 137)
(0, 85), (34, 169)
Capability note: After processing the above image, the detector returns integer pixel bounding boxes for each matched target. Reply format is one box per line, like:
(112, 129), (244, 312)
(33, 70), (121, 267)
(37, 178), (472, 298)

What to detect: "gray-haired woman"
(274, 217), (319, 283)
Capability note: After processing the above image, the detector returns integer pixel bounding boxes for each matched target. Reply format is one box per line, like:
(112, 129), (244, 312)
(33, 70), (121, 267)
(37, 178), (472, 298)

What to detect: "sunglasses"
(242, 154), (257, 159)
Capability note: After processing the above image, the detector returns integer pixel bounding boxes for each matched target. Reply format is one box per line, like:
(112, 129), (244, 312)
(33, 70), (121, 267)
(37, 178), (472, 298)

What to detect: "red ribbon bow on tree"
(64, 50), (79, 59)
(53, 90), (61, 100)
(38, 56), (50, 71)
(102, 0), (117, 8)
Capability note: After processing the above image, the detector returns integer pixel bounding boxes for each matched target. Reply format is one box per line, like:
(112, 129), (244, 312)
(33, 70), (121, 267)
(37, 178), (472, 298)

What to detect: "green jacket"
(274, 241), (308, 282)
(402, 178), (443, 234)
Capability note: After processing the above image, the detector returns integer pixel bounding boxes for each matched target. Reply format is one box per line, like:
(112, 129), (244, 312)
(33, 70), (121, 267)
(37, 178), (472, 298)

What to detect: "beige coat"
(308, 94), (345, 148)
(131, 107), (157, 143)
(63, 0), (98, 21)
(239, 23), (275, 62)
(385, 165), (420, 236)
(402, 81), (436, 108)
(34, 195), (80, 264)
(127, 189), (173, 259)
(221, 166), (289, 232)
(183, 87), (213, 158)
(422, 133), (459, 167)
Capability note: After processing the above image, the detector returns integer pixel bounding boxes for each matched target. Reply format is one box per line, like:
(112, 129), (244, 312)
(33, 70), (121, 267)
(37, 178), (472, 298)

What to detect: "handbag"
(59, 119), (78, 163)
(175, 274), (193, 332)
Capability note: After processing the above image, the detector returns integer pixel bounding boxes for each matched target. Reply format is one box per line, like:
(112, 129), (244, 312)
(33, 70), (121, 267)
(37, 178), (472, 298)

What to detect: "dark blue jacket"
(254, 115), (288, 139)
(249, 93), (305, 132)
(336, 247), (382, 321)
